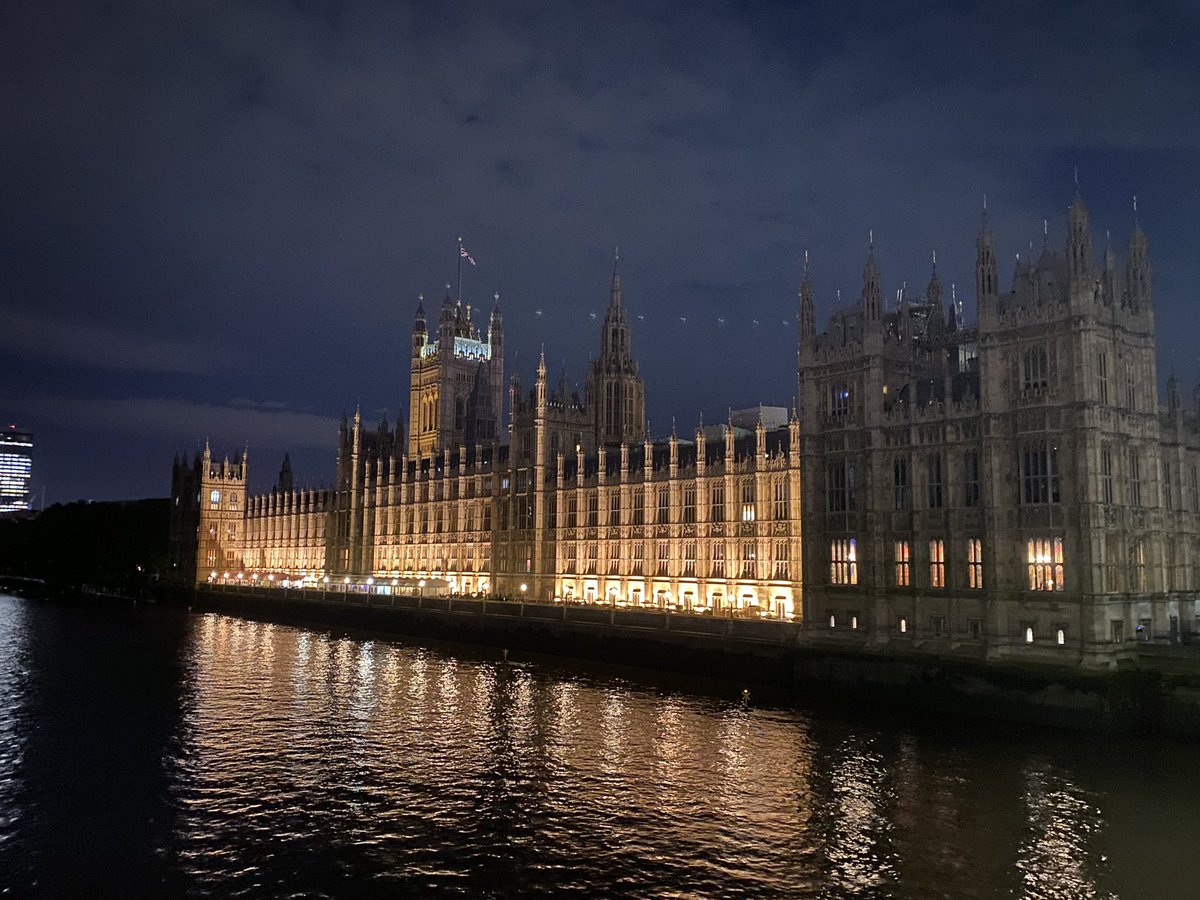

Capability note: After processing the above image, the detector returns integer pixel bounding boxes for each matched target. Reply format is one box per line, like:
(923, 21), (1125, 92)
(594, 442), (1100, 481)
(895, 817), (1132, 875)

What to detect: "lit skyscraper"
(0, 425), (33, 513)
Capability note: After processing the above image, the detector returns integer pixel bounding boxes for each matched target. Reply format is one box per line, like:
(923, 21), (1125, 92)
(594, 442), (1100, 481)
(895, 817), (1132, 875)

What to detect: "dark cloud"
(2, 0), (1198, 502)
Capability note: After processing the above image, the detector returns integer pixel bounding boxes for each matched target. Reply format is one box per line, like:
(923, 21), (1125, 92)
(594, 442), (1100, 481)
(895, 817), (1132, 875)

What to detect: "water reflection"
(1017, 762), (1115, 900)
(3, 599), (1199, 896)
(0, 596), (29, 855)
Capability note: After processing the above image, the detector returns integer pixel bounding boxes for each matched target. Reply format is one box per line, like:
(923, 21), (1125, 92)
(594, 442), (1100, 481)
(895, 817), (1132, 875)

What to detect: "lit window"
(894, 541), (910, 586)
(210, 489), (221, 507)
(1056, 628), (1066, 646)
(830, 539), (858, 585)
(898, 616), (908, 634)
(929, 539), (945, 588)
(828, 613), (837, 628)
(1027, 538), (1064, 591)
(850, 615), (859, 630)
(968, 538), (983, 589)
(1025, 626), (1035, 644)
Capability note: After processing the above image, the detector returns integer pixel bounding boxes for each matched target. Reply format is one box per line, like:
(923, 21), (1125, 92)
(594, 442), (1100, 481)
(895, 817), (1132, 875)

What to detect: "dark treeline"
(0, 499), (169, 584)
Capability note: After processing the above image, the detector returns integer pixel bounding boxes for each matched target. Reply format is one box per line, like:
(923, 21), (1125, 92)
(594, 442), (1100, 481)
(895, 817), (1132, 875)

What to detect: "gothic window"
(927, 454), (943, 509)
(1021, 442), (1061, 504)
(741, 481), (756, 522)
(1027, 538), (1064, 591)
(656, 541), (669, 576)
(773, 480), (789, 520)
(1128, 450), (1142, 507)
(894, 458), (910, 510)
(894, 541), (910, 586)
(1097, 351), (1109, 404)
(632, 489), (644, 526)
(773, 541), (789, 579)
(586, 543), (598, 574)
(1022, 346), (1049, 391)
(1191, 465), (1199, 513)
(710, 483), (725, 523)
(608, 493), (621, 527)
(968, 538), (983, 589)
(1130, 540), (1147, 593)
(964, 451), (980, 507)
(682, 485), (696, 524)
(830, 383), (851, 420)
(711, 543), (725, 578)
(929, 539), (945, 588)
(1165, 461), (1175, 511)
(828, 460), (848, 513)
(1124, 358), (1136, 410)
(566, 497), (578, 528)
(683, 542), (696, 577)
(1101, 445), (1114, 505)
(210, 489), (221, 508)
(830, 538), (858, 586)
(587, 495), (599, 527)
(741, 542), (757, 579)
(632, 542), (644, 575)
(657, 486), (670, 524)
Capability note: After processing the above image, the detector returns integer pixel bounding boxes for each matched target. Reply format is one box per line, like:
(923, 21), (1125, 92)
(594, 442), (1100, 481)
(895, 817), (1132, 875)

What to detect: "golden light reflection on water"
(168, 612), (1154, 897)
(1017, 762), (1115, 900)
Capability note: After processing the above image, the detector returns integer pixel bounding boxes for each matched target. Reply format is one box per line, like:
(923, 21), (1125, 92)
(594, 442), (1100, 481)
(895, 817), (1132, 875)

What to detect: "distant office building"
(0, 425), (33, 514)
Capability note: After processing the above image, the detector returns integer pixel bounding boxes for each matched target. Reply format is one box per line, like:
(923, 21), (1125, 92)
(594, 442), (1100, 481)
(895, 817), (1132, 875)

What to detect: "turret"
(412, 294), (427, 356)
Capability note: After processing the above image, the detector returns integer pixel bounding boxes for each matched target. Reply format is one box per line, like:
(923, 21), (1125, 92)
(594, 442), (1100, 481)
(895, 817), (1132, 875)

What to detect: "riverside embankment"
(193, 583), (1200, 738)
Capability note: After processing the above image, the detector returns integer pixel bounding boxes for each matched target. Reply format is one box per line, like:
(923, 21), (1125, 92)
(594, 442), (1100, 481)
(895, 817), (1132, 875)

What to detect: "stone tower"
(586, 252), (646, 447)
(169, 442), (248, 583)
(407, 287), (504, 458)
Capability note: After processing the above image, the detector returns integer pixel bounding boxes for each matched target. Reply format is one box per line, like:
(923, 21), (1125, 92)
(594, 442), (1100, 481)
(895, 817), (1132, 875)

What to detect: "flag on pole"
(459, 245), (476, 266)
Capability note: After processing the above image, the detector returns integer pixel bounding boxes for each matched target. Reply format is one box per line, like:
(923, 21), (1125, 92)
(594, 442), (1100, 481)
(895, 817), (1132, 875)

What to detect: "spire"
(799, 249), (816, 342)
(1067, 180), (1093, 289)
(1126, 197), (1151, 309)
(927, 249), (943, 308)
(861, 231), (882, 324)
(609, 246), (622, 309)
(976, 198), (998, 307)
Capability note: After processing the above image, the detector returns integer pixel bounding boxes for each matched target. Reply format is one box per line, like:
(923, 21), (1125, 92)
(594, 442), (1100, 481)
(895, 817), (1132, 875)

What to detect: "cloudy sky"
(2, 0), (1198, 502)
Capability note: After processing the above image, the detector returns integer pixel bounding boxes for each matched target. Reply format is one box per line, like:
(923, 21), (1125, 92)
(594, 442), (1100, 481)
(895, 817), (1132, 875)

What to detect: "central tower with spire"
(407, 287), (504, 458)
(586, 250), (647, 447)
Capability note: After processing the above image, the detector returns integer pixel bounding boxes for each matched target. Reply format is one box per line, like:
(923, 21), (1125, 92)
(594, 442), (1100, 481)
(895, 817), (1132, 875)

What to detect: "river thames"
(0, 592), (1197, 898)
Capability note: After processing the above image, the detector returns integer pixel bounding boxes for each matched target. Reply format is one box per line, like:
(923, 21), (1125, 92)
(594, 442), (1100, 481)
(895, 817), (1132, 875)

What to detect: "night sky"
(3, 0), (1198, 504)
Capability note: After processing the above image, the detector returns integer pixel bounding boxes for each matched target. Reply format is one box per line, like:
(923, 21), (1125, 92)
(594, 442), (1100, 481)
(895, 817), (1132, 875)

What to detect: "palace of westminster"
(171, 192), (1200, 665)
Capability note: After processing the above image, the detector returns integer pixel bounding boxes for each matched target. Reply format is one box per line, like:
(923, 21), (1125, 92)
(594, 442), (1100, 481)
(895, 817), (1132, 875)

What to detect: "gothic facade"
(171, 195), (1199, 665)
(798, 195), (1200, 664)
(171, 263), (803, 617)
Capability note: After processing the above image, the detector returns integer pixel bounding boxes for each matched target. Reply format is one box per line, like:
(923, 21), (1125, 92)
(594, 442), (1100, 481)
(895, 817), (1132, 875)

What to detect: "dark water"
(0, 593), (1197, 898)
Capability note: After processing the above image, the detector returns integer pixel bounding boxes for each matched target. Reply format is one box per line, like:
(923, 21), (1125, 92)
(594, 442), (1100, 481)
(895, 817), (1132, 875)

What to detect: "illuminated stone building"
(170, 263), (804, 617)
(798, 193), (1200, 663)
(171, 194), (1197, 662)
